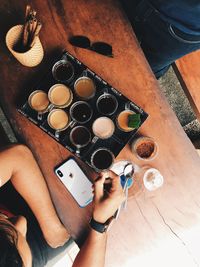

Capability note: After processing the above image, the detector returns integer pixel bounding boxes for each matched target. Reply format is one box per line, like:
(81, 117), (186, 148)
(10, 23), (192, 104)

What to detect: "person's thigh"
(121, 0), (200, 78)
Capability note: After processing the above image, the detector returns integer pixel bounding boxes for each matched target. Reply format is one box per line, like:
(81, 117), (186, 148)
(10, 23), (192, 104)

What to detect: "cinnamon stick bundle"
(22, 5), (42, 50)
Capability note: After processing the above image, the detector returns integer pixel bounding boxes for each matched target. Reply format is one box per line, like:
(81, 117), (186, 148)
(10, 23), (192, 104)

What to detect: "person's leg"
(0, 144), (69, 248)
(120, 0), (200, 78)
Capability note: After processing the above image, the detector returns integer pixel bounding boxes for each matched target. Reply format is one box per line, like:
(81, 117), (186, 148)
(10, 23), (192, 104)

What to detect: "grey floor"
(0, 66), (200, 147)
(159, 66), (200, 147)
(159, 67), (195, 126)
(0, 108), (17, 142)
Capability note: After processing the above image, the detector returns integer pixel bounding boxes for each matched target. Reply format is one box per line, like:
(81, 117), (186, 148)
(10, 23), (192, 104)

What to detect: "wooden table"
(174, 50), (200, 122)
(1, 1), (200, 266)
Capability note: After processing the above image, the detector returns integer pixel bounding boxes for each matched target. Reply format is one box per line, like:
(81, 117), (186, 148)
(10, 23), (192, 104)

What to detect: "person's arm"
(72, 171), (125, 267)
(0, 144), (69, 248)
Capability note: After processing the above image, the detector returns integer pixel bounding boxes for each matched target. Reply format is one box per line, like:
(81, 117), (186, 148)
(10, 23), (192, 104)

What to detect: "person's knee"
(9, 144), (33, 160)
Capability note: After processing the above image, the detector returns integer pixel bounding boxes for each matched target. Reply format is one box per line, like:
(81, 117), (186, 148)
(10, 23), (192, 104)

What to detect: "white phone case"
(55, 158), (93, 207)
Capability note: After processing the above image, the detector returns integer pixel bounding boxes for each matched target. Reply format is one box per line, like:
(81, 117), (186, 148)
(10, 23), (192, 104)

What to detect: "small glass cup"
(52, 59), (74, 83)
(142, 167), (164, 191)
(74, 76), (96, 100)
(131, 136), (158, 161)
(70, 126), (91, 154)
(92, 117), (115, 139)
(116, 109), (136, 132)
(96, 93), (118, 115)
(47, 109), (70, 138)
(48, 84), (73, 109)
(91, 148), (115, 172)
(28, 90), (50, 120)
(70, 101), (93, 124)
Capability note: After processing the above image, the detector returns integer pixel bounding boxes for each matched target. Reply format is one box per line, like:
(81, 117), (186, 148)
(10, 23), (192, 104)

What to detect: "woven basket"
(5, 25), (44, 67)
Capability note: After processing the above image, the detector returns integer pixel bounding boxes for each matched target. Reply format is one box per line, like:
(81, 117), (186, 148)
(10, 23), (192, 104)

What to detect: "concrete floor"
(159, 67), (195, 126)
(0, 108), (17, 142)
(159, 67), (200, 147)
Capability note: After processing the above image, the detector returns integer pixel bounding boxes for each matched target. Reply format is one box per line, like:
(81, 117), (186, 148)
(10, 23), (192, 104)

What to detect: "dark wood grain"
(1, 1), (200, 266)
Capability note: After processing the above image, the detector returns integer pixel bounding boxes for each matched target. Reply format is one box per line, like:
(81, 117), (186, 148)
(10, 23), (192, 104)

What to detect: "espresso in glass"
(70, 126), (91, 148)
(70, 101), (93, 124)
(28, 90), (49, 112)
(52, 60), (74, 82)
(91, 148), (114, 172)
(97, 93), (118, 115)
(74, 77), (96, 99)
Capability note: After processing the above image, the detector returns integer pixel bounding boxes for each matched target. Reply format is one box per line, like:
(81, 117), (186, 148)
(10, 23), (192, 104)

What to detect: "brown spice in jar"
(136, 141), (155, 158)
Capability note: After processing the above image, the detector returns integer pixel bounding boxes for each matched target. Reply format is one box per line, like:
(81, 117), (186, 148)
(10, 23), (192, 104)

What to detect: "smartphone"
(54, 157), (93, 208)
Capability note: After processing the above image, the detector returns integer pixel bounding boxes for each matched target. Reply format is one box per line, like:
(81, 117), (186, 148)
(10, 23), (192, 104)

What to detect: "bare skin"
(72, 171), (125, 267)
(0, 144), (69, 248)
(0, 145), (125, 267)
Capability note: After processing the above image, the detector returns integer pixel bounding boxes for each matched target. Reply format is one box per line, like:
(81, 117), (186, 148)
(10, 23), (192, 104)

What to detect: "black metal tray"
(18, 51), (148, 170)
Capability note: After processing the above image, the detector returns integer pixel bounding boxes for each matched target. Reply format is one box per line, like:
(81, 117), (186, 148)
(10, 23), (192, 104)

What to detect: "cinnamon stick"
(32, 18), (37, 33)
(21, 5), (42, 49)
(30, 22), (42, 48)
(25, 5), (31, 22)
(22, 21), (29, 47)
(34, 22), (42, 36)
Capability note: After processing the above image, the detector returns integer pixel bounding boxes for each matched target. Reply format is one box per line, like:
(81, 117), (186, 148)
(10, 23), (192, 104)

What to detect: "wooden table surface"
(1, 1), (200, 266)
(174, 50), (200, 122)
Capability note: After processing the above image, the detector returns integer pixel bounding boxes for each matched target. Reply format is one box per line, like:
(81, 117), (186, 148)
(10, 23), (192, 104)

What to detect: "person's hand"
(93, 170), (126, 223)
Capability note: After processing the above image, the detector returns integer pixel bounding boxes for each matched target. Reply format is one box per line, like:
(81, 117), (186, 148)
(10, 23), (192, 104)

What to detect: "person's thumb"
(94, 174), (106, 202)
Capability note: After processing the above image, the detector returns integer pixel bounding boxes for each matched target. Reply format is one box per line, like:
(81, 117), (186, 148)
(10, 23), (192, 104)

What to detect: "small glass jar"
(142, 166), (164, 191)
(131, 136), (158, 161)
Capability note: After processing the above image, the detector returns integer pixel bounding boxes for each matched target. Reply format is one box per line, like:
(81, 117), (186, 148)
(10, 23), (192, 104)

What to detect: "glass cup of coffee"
(70, 101), (93, 124)
(116, 109), (136, 132)
(74, 76), (96, 100)
(131, 136), (158, 161)
(48, 84), (73, 109)
(96, 93), (118, 115)
(92, 117), (115, 139)
(70, 126), (91, 154)
(52, 59), (74, 83)
(28, 90), (50, 120)
(91, 148), (114, 172)
(47, 109), (70, 138)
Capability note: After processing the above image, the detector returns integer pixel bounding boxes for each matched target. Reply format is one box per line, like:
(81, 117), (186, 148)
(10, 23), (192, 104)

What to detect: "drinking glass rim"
(28, 90), (50, 113)
(92, 116), (115, 139)
(48, 83), (73, 108)
(96, 93), (118, 115)
(91, 147), (115, 172)
(116, 109), (136, 132)
(52, 59), (75, 82)
(74, 76), (96, 100)
(132, 136), (158, 161)
(69, 101), (93, 123)
(69, 125), (91, 148)
(143, 167), (164, 190)
(47, 108), (70, 131)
